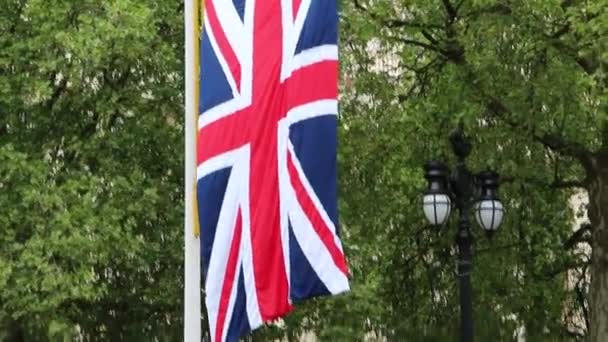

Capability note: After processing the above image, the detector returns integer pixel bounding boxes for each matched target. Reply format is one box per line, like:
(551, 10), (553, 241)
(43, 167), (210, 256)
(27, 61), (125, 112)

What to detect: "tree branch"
(576, 275), (590, 334)
(500, 175), (588, 190)
(543, 0), (603, 77)
(384, 19), (443, 30)
(564, 223), (592, 249)
(442, 0), (458, 23)
(534, 133), (593, 171)
(551, 156), (589, 188)
(352, 0), (367, 12)
(473, 91), (593, 169)
(401, 38), (444, 53)
(421, 30), (441, 45)
(384, 34), (447, 55)
(546, 260), (590, 278)
(553, 179), (588, 189)
(450, 54), (594, 170)
(354, 0), (443, 32)
(463, 3), (512, 19)
(548, 33), (599, 74)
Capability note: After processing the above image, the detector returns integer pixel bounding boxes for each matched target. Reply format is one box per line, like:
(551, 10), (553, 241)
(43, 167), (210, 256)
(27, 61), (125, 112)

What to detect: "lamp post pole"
(457, 214), (474, 342)
(450, 125), (475, 342)
(422, 123), (505, 342)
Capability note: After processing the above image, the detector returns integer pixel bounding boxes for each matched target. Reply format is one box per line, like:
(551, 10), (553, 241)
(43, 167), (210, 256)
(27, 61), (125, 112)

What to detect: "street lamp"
(421, 124), (505, 342)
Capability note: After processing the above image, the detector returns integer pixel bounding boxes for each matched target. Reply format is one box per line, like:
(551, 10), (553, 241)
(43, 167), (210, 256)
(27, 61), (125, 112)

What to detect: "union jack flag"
(196, 0), (350, 341)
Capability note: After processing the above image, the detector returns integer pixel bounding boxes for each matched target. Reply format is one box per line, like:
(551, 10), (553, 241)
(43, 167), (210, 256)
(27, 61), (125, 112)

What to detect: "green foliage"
(336, 0), (606, 340)
(1, 0), (183, 340)
(2, 0), (605, 340)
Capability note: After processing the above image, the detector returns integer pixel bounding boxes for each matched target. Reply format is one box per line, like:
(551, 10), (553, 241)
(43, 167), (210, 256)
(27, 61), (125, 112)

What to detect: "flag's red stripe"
(284, 61), (338, 108)
(249, 126), (292, 320)
(197, 108), (250, 165)
(205, 0), (241, 91)
(287, 152), (349, 276)
(249, 0), (292, 321)
(215, 208), (244, 342)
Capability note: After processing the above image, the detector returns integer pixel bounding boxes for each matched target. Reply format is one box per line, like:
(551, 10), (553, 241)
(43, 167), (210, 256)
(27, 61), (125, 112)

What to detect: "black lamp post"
(421, 124), (505, 342)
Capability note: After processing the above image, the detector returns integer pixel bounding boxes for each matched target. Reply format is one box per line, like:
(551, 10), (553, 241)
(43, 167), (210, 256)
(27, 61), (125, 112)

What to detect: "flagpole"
(184, 0), (201, 340)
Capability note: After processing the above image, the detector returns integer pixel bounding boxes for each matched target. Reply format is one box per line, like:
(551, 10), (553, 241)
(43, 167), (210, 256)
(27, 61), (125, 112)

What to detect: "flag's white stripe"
(278, 99), (339, 296)
(280, 0), (313, 81)
(289, 45), (338, 75)
(220, 257), (243, 342)
(285, 100), (338, 126)
(205, 167), (242, 342)
(292, 0), (312, 42)
(290, 0), (312, 66)
(237, 147), (264, 328)
(287, 144), (343, 251)
(212, 0), (254, 107)
(280, 0), (294, 81)
(217, 147), (256, 342)
(282, 99), (339, 244)
(203, 14), (240, 98)
(199, 98), (249, 130)
(277, 121), (292, 303)
(198, 145), (263, 339)
(213, 1), (246, 63)
(197, 145), (249, 180)
(199, 1), (253, 128)
(243, 0), (254, 35)
(239, 0), (254, 109)
(288, 187), (349, 294)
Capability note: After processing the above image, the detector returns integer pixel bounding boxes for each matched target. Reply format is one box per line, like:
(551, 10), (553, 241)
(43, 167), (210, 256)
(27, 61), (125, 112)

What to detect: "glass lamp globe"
(475, 171), (504, 235)
(423, 193), (452, 226)
(474, 199), (504, 232)
(423, 161), (451, 226)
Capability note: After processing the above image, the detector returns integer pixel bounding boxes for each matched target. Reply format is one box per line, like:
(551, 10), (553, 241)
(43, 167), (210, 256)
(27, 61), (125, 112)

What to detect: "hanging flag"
(196, 0), (349, 341)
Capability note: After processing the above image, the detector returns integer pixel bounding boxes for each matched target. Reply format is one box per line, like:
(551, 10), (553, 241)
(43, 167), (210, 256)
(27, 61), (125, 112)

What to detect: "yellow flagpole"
(192, 0), (203, 238)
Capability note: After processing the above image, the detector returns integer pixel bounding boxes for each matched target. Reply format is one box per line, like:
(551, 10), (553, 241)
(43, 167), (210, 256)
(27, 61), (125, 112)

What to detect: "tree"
(3, 0), (606, 340)
(340, 0), (607, 339)
(1, 0), (184, 339)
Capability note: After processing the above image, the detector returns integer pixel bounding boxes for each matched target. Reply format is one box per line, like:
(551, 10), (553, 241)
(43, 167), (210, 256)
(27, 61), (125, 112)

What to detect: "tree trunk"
(586, 154), (608, 342)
